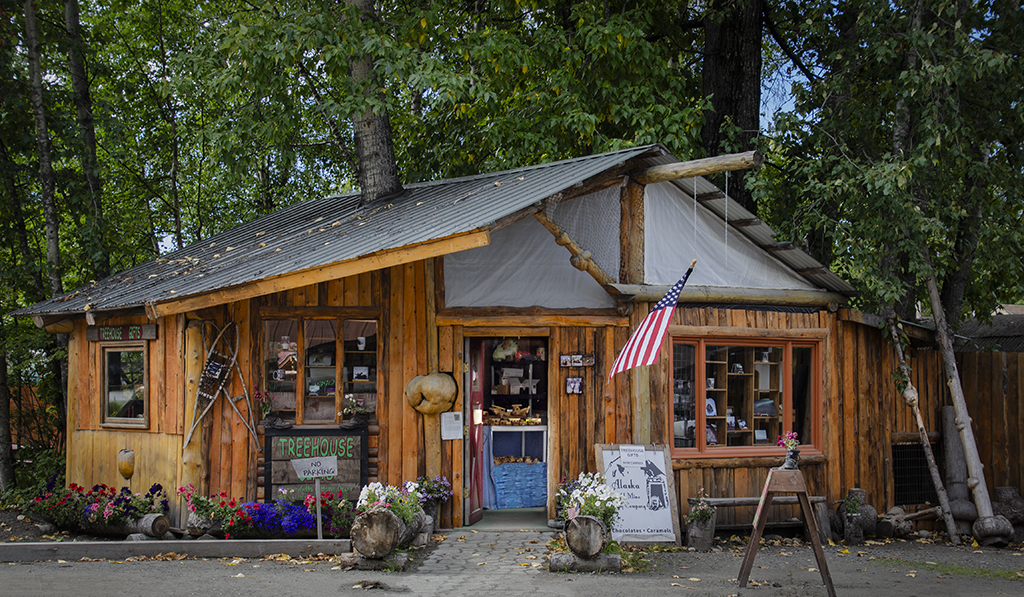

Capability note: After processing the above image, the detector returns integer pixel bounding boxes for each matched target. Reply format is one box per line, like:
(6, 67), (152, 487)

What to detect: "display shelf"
(485, 337), (548, 425)
(704, 345), (783, 448)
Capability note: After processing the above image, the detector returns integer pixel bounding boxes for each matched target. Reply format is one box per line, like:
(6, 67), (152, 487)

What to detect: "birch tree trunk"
(924, 262), (1013, 546)
(64, 0), (109, 278)
(25, 0), (62, 299)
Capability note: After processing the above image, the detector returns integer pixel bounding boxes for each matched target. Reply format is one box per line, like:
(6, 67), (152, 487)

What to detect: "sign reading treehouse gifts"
(596, 443), (681, 545)
(265, 427), (368, 501)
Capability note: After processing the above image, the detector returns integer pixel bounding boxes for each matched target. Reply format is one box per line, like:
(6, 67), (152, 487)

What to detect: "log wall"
(62, 258), (1024, 531)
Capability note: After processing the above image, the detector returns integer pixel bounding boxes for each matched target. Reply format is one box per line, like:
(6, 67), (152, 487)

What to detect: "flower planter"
(686, 510), (717, 551)
(844, 513), (864, 545)
(781, 448), (800, 470)
(565, 515), (608, 559)
(187, 512), (224, 537)
(422, 499), (439, 526)
(350, 509), (425, 559)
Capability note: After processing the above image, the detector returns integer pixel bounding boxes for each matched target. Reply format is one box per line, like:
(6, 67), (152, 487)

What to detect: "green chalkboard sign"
(264, 427), (368, 501)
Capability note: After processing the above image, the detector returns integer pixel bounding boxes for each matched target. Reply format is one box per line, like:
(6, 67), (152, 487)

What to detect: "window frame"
(669, 336), (822, 458)
(100, 342), (149, 429)
(262, 313), (379, 427)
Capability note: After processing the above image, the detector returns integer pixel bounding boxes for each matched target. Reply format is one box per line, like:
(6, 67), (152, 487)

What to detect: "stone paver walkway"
(399, 529), (563, 596)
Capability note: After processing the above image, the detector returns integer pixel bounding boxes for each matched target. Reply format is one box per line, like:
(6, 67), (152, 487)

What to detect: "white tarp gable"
(645, 182), (817, 291)
(444, 215), (617, 308)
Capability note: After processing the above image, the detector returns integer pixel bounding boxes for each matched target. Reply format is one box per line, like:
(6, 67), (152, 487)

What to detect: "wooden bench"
(687, 496), (832, 542)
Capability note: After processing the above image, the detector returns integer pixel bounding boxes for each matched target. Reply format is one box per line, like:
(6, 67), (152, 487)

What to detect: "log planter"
(350, 509), (426, 559)
(81, 513), (170, 538)
(565, 515), (608, 559)
(686, 511), (717, 551)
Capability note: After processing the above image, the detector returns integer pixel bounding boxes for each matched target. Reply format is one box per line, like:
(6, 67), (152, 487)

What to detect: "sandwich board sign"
(596, 443), (681, 545)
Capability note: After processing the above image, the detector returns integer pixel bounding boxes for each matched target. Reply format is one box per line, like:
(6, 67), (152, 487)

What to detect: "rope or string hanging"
(693, 176), (698, 259)
(724, 171), (729, 268)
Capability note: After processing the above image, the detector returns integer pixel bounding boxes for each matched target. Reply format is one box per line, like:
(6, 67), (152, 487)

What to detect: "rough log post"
(619, 180), (644, 285)
(942, 405), (978, 534)
(351, 509), (425, 559)
(923, 267), (1013, 545)
(180, 321), (205, 513)
(885, 316), (959, 544)
(631, 151), (763, 185)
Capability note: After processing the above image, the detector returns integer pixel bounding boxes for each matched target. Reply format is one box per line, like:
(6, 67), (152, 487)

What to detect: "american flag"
(608, 259), (696, 381)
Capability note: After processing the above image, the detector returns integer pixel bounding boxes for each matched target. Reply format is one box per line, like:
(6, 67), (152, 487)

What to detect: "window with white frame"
(671, 338), (818, 455)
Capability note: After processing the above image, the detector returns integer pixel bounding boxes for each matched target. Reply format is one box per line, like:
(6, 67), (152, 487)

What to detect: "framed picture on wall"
(566, 377), (583, 394)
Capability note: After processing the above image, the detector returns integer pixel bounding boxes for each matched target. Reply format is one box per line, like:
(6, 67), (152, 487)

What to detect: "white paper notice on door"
(441, 412), (463, 440)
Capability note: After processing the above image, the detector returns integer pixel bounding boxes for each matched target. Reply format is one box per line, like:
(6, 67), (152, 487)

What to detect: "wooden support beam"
(145, 231), (490, 320)
(762, 241), (796, 253)
(32, 315), (75, 333)
(730, 218), (762, 228)
(606, 284), (847, 308)
(619, 180), (644, 284)
(632, 151), (763, 185)
(533, 211), (616, 287)
(695, 191), (726, 202)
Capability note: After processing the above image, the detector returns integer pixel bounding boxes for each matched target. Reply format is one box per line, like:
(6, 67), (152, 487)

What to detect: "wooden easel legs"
(737, 468), (836, 597)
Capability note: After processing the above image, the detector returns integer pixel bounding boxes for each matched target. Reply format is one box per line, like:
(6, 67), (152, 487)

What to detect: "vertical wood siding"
(64, 266), (1024, 531)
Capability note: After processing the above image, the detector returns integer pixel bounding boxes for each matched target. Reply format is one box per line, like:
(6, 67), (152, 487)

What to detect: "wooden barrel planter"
(565, 515), (608, 559)
(351, 509), (425, 559)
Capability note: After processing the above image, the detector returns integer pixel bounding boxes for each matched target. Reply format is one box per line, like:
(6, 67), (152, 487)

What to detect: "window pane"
(751, 347), (782, 445)
(265, 320), (298, 419)
(304, 319), (338, 423)
(791, 346), (814, 446)
(672, 343), (696, 448)
(343, 320), (378, 416)
(707, 345), (780, 448)
(106, 349), (145, 419)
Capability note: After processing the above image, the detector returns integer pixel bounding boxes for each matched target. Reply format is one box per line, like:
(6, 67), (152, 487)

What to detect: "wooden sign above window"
(86, 324), (158, 342)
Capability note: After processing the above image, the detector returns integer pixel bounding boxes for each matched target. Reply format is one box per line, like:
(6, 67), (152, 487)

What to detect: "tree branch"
(763, 8), (817, 83)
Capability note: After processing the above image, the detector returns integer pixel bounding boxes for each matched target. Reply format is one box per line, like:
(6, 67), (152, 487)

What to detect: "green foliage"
(756, 0), (1024, 321)
(685, 487), (716, 523)
(356, 482), (422, 526)
(0, 449), (65, 506)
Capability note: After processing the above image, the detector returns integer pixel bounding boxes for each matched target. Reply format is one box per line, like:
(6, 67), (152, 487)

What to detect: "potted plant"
(777, 430), (800, 469)
(340, 395), (371, 428)
(685, 487), (718, 551)
(350, 482), (425, 558)
(558, 472), (625, 559)
(414, 475), (453, 526)
(843, 493), (864, 545)
(253, 385), (272, 420)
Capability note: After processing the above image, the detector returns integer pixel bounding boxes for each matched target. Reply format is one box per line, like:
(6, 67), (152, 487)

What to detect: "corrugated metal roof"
(14, 145), (659, 318)
(955, 315), (1024, 352)
(14, 144), (857, 320)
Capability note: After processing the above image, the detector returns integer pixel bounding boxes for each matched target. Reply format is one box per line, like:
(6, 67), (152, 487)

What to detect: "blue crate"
(492, 462), (547, 509)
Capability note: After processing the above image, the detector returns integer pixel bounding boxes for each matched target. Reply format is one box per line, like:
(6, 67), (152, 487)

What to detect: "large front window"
(263, 317), (377, 426)
(672, 339), (818, 455)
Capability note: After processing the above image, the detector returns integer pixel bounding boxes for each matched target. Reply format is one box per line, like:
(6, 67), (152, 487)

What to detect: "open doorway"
(465, 336), (549, 528)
